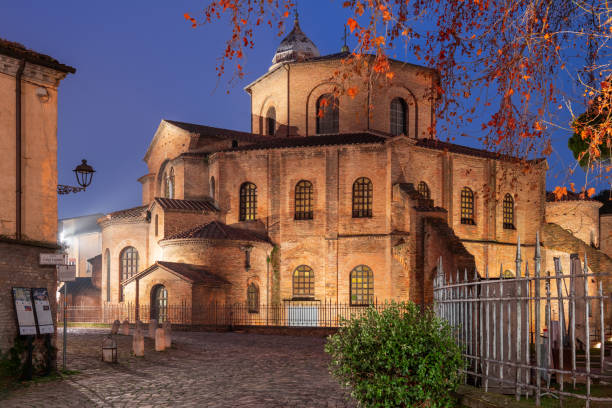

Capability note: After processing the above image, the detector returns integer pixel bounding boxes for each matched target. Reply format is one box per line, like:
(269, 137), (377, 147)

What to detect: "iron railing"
(433, 232), (612, 407)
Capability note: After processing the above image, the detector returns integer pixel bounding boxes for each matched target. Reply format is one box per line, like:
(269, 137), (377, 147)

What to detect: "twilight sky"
(1, 1), (586, 219)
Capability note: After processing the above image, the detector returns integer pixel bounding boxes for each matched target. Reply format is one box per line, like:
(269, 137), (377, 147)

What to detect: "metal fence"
(58, 300), (394, 328)
(433, 233), (612, 407)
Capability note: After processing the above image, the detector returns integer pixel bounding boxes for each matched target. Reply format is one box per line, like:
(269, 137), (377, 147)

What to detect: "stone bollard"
(111, 320), (120, 335)
(132, 327), (144, 357)
(136, 320), (145, 333)
(162, 320), (172, 348)
(148, 319), (157, 338)
(155, 328), (166, 351)
(120, 319), (130, 336)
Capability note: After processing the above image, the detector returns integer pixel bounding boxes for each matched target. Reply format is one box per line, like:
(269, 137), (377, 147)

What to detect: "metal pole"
(534, 231), (542, 406)
(63, 282), (67, 371)
(583, 253), (591, 408)
(515, 236), (522, 400)
(553, 257), (565, 401)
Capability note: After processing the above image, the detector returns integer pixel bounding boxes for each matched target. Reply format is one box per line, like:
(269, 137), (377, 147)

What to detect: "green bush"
(325, 301), (464, 408)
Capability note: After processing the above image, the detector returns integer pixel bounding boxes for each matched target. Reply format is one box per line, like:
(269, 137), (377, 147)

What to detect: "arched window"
(293, 265), (314, 298)
(210, 176), (216, 200)
(417, 181), (430, 199)
(294, 180), (314, 220)
(239, 182), (257, 221)
(503, 193), (515, 229)
(350, 265), (374, 305)
(460, 187), (475, 225)
(266, 107), (276, 136)
(155, 214), (159, 236)
(247, 283), (259, 313)
(164, 167), (175, 199)
(352, 177), (373, 218)
(105, 249), (110, 302)
(151, 285), (168, 323)
(120, 246), (139, 281)
(390, 97), (407, 136)
(316, 94), (339, 134)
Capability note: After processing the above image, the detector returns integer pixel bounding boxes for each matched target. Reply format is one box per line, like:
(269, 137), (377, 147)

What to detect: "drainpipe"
(15, 59), (25, 240)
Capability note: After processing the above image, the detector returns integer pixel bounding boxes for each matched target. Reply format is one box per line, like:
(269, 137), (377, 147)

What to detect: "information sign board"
(57, 264), (76, 282)
(32, 288), (54, 334)
(39, 253), (67, 265)
(12, 287), (37, 335)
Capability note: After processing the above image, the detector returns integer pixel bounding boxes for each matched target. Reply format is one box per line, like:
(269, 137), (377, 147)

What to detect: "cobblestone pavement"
(1, 328), (356, 407)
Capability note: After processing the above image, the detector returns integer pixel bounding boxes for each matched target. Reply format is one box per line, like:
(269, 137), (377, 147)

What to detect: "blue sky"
(1, 1), (586, 219)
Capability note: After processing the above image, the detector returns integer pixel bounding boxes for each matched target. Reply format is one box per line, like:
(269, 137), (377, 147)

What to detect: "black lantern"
(73, 159), (95, 190)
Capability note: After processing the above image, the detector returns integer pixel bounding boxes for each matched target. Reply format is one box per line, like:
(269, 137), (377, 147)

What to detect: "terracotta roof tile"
(107, 205), (148, 220)
(0, 38), (76, 73)
(59, 278), (97, 295)
(415, 138), (546, 163)
(221, 133), (387, 152)
(157, 261), (230, 286)
(165, 120), (266, 142)
(154, 197), (219, 212)
(165, 221), (270, 243)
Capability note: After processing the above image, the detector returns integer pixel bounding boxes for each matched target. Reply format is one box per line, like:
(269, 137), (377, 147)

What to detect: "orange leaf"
(587, 187), (596, 197)
(347, 18), (358, 33)
(347, 87), (359, 98)
(184, 13), (191, 20)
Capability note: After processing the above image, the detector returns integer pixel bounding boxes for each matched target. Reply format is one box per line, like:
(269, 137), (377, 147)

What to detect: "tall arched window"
(460, 187), (475, 225)
(210, 176), (216, 200)
(352, 177), (373, 218)
(155, 214), (159, 236)
(266, 107), (276, 136)
(294, 180), (314, 220)
(239, 182), (257, 221)
(390, 97), (407, 136)
(164, 167), (175, 199)
(120, 246), (139, 281)
(247, 283), (259, 313)
(316, 94), (339, 134)
(105, 249), (110, 302)
(503, 193), (515, 229)
(350, 265), (374, 305)
(293, 265), (314, 298)
(417, 181), (430, 199)
(151, 284), (168, 323)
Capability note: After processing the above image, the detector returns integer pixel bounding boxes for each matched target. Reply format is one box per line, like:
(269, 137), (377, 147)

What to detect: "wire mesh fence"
(433, 233), (612, 407)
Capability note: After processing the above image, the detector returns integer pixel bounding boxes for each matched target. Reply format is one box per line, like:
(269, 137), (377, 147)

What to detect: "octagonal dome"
(270, 12), (320, 70)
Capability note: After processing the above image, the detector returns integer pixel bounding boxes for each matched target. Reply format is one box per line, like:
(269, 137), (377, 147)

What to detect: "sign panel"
(57, 264), (76, 282)
(32, 288), (54, 334)
(12, 288), (37, 335)
(39, 253), (67, 265)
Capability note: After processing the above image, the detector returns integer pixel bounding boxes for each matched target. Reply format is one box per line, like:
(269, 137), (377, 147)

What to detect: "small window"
(247, 283), (259, 313)
(294, 180), (314, 220)
(210, 176), (216, 200)
(503, 193), (515, 229)
(350, 265), (374, 305)
(390, 98), (407, 136)
(352, 177), (373, 218)
(120, 246), (139, 281)
(293, 265), (314, 298)
(417, 181), (430, 199)
(239, 182), (257, 221)
(316, 94), (339, 134)
(105, 249), (111, 302)
(461, 187), (475, 225)
(266, 107), (276, 136)
(155, 214), (159, 236)
(164, 167), (175, 199)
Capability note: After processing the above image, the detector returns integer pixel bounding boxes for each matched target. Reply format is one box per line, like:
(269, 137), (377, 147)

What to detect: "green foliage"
(0, 336), (28, 380)
(325, 301), (464, 408)
(568, 111), (610, 168)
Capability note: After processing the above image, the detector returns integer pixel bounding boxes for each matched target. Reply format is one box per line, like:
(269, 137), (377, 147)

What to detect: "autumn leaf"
(347, 87), (359, 98)
(587, 187), (596, 197)
(553, 186), (568, 200)
(347, 17), (358, 33)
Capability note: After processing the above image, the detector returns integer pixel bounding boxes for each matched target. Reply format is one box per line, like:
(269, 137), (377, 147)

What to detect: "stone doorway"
(151, 284), (168, 323)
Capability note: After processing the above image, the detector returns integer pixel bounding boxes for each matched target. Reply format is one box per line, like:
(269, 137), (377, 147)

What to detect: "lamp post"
(57, 159), (95, 195)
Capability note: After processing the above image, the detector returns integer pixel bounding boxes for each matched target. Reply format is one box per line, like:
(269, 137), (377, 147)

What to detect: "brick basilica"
(97, 15), (611, 323)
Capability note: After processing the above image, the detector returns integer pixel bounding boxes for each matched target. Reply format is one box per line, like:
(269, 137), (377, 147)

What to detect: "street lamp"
(58, 159), (95, 195)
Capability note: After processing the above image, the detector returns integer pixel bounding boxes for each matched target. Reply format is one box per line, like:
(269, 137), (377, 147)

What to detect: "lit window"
(390, 98), (407, 136)
(503, 193), (515, 229)
(350, 265), (373, 305)
(120, 246), (139, 281)
(316, 94), (339, 134)
(239, 182), (257, 221)
(295, 180), (314, 220)
(293, 265), (314, 298)
(352, 177), (373, 218)
(461, 187), (475, 225)
(247, 283), (259, 313)
(266, 107), (276, 136)
(164, 168), (175, 199)
(417, 181), (430, 199)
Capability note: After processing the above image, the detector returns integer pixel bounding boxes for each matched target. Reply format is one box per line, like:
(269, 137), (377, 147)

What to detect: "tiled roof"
(154, 197), (219, 212)
(165, 120), (266, 142)
(221, 133), (387, 152)
(545, 190), (598, 202)
(58, 278), (98, 295)
(415, 138), (546, 163)
(157, 261), (230, 286)
(107, 205), (148, 220)
(0, 38), (76, 73)
(165, 221), (270, 243)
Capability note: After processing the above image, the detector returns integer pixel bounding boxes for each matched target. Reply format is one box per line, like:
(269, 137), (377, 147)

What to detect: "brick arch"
(379, 85), (419, 138)
(257, 95), (278, 136)
(305, 81), (343, 136)
(156, 159), (172, 197)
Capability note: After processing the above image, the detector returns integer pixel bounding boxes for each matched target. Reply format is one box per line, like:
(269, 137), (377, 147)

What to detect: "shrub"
(325, 301), (463, 408)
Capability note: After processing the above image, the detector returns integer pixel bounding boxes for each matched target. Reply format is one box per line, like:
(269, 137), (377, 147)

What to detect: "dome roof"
(271, 12), (320, 69)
